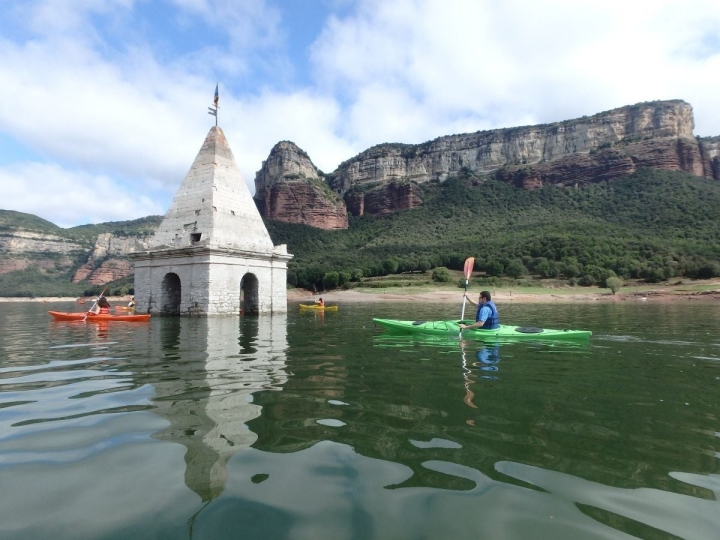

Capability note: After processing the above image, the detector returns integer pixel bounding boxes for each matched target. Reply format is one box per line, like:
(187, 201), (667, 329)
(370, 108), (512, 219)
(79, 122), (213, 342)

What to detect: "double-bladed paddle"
(84, 286), (108, 322)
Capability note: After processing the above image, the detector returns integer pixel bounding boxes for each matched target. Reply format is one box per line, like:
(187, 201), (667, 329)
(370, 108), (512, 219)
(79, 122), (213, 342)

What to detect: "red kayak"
(48, 311), (151, 322)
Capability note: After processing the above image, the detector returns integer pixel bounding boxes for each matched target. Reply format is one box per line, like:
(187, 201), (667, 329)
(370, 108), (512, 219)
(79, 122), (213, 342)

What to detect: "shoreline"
(291, 286), (720, 303)
(1, 286), (718, 304)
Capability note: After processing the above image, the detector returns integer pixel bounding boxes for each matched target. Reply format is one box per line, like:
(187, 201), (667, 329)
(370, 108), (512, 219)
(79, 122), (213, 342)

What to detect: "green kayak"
(373, 318), (592, 341)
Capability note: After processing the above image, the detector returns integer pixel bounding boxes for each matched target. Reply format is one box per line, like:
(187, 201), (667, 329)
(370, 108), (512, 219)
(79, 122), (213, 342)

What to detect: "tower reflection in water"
(146, 314), (288, 502)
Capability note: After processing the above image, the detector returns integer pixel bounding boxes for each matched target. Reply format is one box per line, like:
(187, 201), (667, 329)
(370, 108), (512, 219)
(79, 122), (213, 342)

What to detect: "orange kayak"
(48, 311), (151, 322)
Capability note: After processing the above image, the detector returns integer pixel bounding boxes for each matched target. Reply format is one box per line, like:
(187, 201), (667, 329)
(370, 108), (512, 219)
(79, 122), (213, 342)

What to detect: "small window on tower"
(191, 233), (202, 243)
(195, 210), (200, 216)
(231, 210), (235, 215)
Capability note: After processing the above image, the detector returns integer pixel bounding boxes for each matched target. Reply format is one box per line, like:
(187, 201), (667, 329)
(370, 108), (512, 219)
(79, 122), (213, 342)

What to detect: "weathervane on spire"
(207, 83), (219, 126)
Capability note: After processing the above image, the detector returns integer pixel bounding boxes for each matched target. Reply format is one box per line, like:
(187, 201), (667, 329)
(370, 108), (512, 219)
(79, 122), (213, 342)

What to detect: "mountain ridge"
(254, 99), (719, 227)
(2, 100), (720, 295)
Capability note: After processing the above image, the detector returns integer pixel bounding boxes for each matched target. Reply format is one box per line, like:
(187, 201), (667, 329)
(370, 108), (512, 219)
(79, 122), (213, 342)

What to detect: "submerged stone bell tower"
(131, 126), (292, 315)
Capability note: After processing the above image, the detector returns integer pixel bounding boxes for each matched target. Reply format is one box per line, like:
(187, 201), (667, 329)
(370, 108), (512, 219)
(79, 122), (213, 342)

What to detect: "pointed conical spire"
(150, 127), (274, 253)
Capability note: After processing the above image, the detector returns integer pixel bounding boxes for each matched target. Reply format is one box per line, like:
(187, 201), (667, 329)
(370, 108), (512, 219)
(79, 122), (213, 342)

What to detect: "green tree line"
(266, 169), (720, 290)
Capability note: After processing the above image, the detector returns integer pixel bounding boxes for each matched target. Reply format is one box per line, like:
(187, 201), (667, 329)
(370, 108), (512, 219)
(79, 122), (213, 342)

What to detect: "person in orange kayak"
(90, 296), (112, 315)
(315, 297), (325, 307)
(127, 296), (135, 313)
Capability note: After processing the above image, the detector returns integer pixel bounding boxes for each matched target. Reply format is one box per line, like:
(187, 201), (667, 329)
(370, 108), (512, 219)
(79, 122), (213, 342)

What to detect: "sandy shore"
(289, 286), (720, 304)
(2, 287), (718, 304)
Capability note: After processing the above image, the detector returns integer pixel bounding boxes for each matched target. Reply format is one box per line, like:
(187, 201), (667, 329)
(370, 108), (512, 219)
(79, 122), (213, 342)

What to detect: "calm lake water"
(0, 300), (719, 540)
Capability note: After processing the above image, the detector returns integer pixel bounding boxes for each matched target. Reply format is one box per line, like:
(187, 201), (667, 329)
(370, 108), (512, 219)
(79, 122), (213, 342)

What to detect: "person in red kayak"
(315, 297), (325, 307)
(90, 296), (112, 315)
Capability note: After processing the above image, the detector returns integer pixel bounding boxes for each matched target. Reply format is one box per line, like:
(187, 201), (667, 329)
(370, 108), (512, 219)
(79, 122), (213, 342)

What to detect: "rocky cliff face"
(345, 181), (424, 216)
(0, 231), (84, 276)
(0, 228), (151, 285)
(328, 100), (715, 194)
(73, 259), (134, 285)
(699, 136), (720, 180)
(72, 233), (151, 284)
(254, 141), (348, 229)
(256, 100), (718, 226)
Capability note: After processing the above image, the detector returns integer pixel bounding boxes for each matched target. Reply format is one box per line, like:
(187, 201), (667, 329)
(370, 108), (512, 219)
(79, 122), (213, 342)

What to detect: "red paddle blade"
(463, 257), (475, 280)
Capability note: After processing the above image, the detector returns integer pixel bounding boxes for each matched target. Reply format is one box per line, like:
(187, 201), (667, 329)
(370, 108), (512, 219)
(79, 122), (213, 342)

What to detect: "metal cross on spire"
(207, 83), (219, 126)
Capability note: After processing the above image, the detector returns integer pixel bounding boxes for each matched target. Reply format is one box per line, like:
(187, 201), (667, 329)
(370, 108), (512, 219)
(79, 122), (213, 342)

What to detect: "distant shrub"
(432, 267), (452, 283)
(338, 272), (351, 286)
(695, 262), (720, 279)
(606, 276), (623, 294)
(323, 271), (339, 290)
(505, 260), (527, 279)
(417, 259), (432, 273)
(485, 260), (504, 277)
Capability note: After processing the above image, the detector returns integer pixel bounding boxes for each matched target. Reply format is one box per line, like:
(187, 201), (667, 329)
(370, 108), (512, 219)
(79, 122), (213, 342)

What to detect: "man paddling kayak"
(459, 291), (500, 330)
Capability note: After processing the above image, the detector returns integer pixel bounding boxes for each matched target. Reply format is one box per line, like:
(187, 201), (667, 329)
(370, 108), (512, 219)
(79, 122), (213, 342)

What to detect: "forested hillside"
(2, 169), (719, 296)
(0, 213), (161, 297)
(266, 169), (720, 290)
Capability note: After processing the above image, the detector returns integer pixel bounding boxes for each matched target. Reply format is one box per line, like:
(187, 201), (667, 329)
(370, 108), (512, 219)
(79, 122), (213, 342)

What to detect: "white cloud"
(227, 89), (355, 176)
(25, 0), (136, 36)
(0, 36), (205, 185)
(312, 0), (720, 140)
(1, 0), (719, 227)
(1, 162), (164, 228)
(170, 0), (282, 50)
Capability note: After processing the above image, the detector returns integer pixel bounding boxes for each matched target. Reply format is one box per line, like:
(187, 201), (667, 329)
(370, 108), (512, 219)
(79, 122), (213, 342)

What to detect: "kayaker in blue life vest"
(459, 290), (500, 330)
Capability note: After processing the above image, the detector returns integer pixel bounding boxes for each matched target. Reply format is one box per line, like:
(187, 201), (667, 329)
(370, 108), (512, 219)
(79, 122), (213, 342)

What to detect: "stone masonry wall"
(133, 251), (288, 315)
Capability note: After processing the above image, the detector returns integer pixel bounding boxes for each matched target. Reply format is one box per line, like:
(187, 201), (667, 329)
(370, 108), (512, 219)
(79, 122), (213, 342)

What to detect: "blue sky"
(1, 0), (719, 227)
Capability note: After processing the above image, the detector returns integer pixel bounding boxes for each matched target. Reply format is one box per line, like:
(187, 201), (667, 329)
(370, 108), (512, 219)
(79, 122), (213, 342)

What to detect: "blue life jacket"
(476, 300), (499, 329)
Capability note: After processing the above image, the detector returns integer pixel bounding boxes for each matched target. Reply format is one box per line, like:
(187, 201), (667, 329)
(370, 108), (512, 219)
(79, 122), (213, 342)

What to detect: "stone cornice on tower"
(130, 244), (292, 263)
(149, 126), (276, 254)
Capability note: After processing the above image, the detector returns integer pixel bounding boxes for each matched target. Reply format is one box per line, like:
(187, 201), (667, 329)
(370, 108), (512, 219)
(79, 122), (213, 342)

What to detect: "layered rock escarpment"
(0, 231), (84, 276)
(699, 136), (720, 180)
(255, 100), (718, 228)
(72, 232), (151, 284)
(0, 228), (140, 287)
(328, 100), (716, 193)
(254, 141), (348, 229)
(73, 259), (133, 285)
(344, 181), (423, 216)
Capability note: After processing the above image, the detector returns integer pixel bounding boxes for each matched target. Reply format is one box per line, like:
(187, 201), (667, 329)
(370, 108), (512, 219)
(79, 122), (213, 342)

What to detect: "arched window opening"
(240, 273), (259, 314)
(161, 273), (181, 315)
